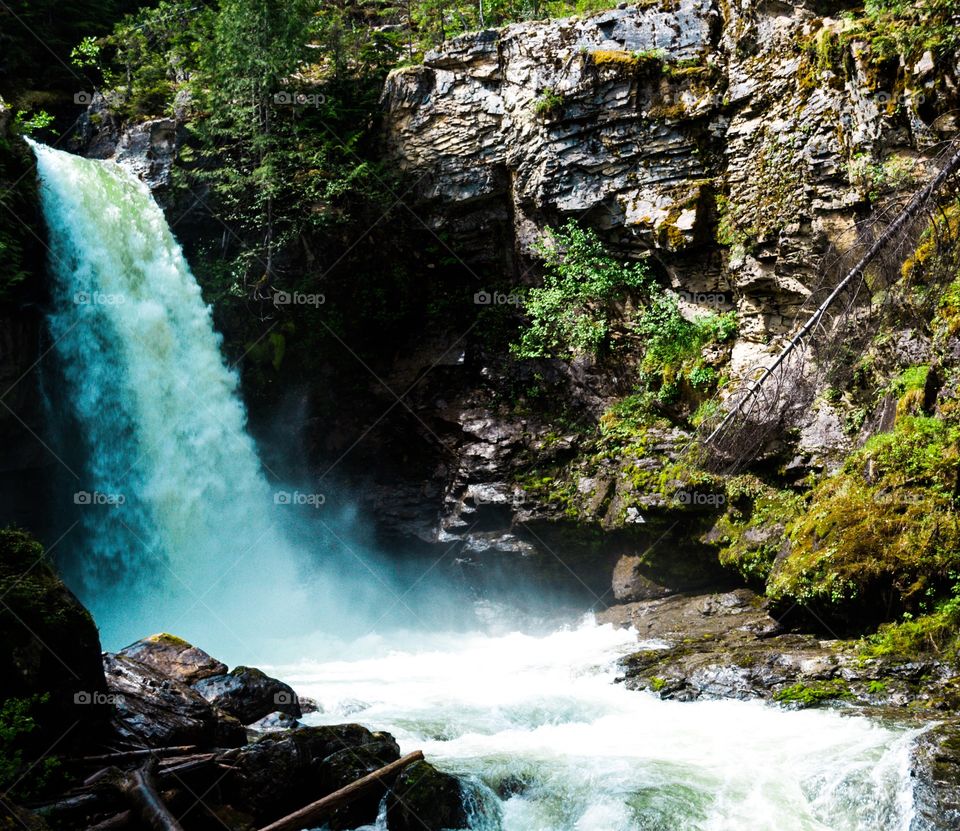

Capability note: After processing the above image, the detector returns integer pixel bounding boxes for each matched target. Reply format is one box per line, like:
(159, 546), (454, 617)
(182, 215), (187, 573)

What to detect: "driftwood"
(33, 751), (220, 822)
(256, 750), (425, 831)
(73, 746), (198, 765)
(118, 760), (184, 831)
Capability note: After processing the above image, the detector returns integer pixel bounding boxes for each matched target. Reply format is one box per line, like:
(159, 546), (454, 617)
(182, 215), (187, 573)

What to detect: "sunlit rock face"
(382, 0), (951, 349)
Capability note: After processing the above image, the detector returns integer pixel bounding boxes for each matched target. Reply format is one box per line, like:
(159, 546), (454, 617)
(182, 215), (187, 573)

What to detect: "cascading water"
(278, 620), (922, 831)
(30, 143), (923, 829)
(31, 141), (314, 656)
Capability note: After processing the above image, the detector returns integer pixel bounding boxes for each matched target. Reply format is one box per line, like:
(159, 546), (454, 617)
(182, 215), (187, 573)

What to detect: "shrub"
(512, 221), (651, 359)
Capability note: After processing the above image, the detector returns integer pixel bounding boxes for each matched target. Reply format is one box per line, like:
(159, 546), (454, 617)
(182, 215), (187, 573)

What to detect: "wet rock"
(112, 118), (177, 191)
(911, 720), (960, 830)
(386, 760), (470, 831)
(103, 652), (245, 748)
(220, 724), (399, 825)
(246, 710), (302, 738)
(193, 665), (302, 724)
(119, 633), (227, 685)
(321, 736), (404, 830)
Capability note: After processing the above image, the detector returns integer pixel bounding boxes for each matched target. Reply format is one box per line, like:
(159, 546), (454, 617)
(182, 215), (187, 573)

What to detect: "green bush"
(512, 221), (651, 359)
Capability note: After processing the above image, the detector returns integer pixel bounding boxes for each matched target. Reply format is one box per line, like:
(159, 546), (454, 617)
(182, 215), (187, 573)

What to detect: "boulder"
(119, 633), (227, 685)
(193, 665), (301, 724)
(220, 724), (399, 825)
(386, 760), (470, 831)
(103, 652), (245, 748)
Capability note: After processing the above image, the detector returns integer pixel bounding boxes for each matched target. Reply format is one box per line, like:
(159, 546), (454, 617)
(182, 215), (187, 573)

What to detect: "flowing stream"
(31, 143), (922, 830)
(280, 620), (920, 831)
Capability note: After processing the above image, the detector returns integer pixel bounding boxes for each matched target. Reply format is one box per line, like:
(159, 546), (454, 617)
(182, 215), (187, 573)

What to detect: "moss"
(768, 416), (960, 620)
(649, 676), (668, 692)
(861, 597), (960, 660)
(710, 476), (803, 585)
(773, 679), (852, 708)
(589, 49), (664, 72)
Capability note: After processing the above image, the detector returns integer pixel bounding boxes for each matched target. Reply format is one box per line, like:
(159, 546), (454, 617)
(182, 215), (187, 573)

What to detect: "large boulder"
(220, 724), (399, 825)
(119, 633), (226, 684)
(193, 666), (301, 724)
(103, 652), (244, 748)
(387, 760), (470, 831)
(0, 529), (106, 746)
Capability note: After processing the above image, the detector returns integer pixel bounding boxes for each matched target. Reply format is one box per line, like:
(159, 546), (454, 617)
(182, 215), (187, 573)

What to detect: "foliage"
(773, 679), (851, 708)
(862, 592), (960, 659)
(636, 294), (736, 407)
(0, 694), (62, 800)
(533, 88), (565, 116)
(512, 221), (652, 359)
(849, 0), (960, 63)
(848, 153), (921, 203)
(0, 129), (42, 303)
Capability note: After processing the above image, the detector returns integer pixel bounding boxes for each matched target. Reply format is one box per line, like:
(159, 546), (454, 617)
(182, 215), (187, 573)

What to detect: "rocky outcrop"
(76, 94), (178, 191)
(383, 1), (954, 349)
(118, 633), (227, 685)
(103, 651), (246, 748)
(104, 634), (302, 747)
(601, 588), (960, 709)
(911, 721), (960, 830)
(220, 724), (400, 827)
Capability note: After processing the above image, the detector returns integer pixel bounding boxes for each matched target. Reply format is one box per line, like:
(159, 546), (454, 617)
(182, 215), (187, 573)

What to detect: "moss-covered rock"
(768, 416), (960, 624)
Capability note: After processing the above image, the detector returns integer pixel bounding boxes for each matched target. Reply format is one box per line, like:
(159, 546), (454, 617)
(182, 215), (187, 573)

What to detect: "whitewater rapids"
(274, 618), (920, 831)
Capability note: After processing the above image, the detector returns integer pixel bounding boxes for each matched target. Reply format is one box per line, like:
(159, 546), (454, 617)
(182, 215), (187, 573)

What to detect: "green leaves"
(512, 221), (650, 359)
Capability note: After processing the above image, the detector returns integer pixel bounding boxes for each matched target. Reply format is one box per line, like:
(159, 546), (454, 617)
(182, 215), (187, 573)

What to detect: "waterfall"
(31, 141), (312, 656)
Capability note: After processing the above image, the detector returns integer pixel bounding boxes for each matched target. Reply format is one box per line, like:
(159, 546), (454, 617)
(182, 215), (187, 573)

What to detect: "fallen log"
(73, 746), (199, 765)
(119, 760), (185, 831)
(256, 750), (425, 831)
